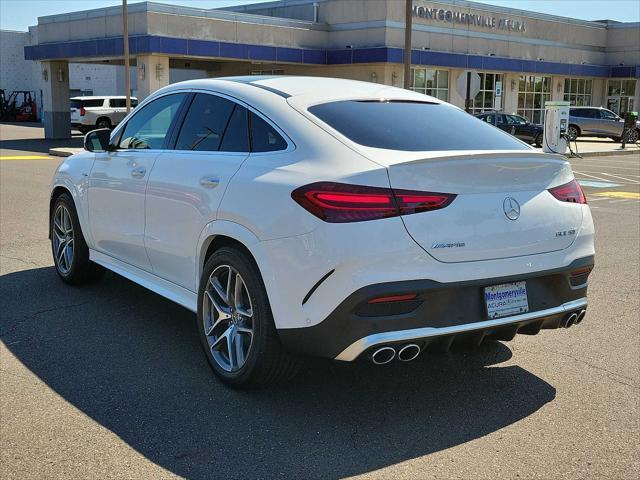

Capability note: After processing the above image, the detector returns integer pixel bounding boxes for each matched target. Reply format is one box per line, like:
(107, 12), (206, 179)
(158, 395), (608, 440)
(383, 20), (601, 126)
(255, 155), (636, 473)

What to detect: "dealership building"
(19, 0), (640, 138)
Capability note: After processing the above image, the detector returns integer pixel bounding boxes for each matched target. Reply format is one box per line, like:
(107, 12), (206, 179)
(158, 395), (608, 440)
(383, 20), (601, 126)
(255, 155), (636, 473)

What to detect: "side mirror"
(84, 128), (112, 152)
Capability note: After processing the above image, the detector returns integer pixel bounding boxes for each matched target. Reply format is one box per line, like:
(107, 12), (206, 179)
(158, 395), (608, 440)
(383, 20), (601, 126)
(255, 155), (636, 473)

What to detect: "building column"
(41, 60), (70, 139)
(136, 55), (170, 100)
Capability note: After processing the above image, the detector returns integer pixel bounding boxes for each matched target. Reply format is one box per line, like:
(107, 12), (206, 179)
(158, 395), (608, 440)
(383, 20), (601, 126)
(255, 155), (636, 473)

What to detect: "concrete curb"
(573, 148), (640, 158)
(49, 148), (83, 157)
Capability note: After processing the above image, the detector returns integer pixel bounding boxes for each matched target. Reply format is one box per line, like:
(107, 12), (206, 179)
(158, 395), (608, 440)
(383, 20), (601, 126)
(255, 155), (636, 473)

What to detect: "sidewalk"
(559, 137), (640, 157)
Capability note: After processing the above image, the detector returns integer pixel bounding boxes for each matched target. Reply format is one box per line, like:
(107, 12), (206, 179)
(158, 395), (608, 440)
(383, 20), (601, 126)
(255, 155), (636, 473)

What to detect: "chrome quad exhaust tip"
(561, 312), (579, 328)
(575, 309), (587, 324)
(371, 346), (396, 365)
(397, 343), (421, 362)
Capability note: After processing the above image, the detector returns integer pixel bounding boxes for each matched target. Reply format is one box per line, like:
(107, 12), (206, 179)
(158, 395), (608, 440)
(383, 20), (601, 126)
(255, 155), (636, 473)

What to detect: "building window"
(606, 79), (636, 115)
(411, 68), (449, 101)
(517, 75), (551, 124)
(563, 78), (592, 106)
(470, 73), (504, 113)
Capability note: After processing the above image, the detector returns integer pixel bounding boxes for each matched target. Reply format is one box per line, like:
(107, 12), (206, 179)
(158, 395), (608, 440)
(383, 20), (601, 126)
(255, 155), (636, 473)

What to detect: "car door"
(506, 114), (533, 142)
(88, 92), (188, 271)
(144, 92), (250, 291)
(599, 109), (624, 137)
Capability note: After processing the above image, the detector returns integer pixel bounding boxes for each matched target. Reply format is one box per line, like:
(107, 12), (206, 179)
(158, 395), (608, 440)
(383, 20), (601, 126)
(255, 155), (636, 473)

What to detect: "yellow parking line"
(592, 191), (640, 200)
(0, 155), (52, 160)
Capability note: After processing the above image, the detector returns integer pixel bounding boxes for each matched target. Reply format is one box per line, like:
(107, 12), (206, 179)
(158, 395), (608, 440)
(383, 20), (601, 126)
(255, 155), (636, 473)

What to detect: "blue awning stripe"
(23, 35), (638, 78)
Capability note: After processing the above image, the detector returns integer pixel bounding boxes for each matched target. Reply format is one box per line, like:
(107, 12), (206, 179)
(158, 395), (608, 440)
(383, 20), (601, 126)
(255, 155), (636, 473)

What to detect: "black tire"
(611, 136), (622, 143)
(197, 247), (300, 388)
(534, 133), (542, 148)
(50, 193), (104, 284)
(96, 117), (111, 130)
(567, 125), (580, 142)
(626, 129), (640, 143)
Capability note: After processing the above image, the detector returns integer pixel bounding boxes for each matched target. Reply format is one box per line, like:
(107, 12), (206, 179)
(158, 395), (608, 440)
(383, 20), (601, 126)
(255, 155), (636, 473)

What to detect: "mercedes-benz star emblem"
(503, 197), (520, 221)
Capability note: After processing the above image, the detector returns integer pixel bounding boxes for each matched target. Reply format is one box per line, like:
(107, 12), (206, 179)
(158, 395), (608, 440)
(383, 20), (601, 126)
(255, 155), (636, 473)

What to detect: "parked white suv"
(70, 96), (138, 133)
(51, 77), (594, 388)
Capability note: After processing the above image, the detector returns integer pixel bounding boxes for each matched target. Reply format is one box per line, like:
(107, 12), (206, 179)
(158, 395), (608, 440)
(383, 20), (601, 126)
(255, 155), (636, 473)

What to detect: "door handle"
(200, 177), (220, 188)
(131, 167), (146, 178)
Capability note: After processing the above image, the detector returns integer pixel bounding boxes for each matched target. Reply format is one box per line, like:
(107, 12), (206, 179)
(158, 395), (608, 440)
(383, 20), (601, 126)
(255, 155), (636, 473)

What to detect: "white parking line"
(573, 163), (640, 172)
(587, 197), (607, 201)
(600, 173), (640, 184)
(609, 199), (634, 204)
(573, 171), (617, 183)
(577, 170), (640, 177)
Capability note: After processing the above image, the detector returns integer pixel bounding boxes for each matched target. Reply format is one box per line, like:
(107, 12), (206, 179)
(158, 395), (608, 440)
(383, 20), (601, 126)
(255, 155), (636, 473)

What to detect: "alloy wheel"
(626, 129), (639, 143)
(567, 126), (578, 141)
(202, 265), (254, 372)
(52, 204), (74, 274)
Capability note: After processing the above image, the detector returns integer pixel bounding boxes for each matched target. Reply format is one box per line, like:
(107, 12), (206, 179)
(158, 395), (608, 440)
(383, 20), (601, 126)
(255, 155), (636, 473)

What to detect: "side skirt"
(90, 250), (198, 312)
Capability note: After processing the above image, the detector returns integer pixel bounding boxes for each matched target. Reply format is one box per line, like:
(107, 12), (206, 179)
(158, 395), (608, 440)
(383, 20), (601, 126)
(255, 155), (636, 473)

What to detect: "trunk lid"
(377, 150), (583, 262)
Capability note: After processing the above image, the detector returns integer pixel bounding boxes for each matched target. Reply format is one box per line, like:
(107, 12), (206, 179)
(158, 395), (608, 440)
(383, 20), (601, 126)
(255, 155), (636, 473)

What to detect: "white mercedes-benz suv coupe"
(50, 76), (594, 387)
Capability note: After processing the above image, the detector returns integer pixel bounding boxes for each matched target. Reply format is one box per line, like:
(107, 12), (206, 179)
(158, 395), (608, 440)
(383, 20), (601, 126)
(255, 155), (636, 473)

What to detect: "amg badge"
(431, 242), (466, 249)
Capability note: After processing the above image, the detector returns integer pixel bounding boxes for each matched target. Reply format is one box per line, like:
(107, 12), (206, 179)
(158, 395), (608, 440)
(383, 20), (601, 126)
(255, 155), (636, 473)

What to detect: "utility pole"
(403, 0), (413, 89)
(123, 0), (131, 113)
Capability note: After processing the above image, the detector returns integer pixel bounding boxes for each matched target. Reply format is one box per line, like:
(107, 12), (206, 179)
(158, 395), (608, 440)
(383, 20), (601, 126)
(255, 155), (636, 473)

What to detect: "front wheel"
(534, 133), (542, 148)
(567, 125), (579, 142)
(197, 247), (300, 388)
(51, 193), (103, 284)
(625, 128), (639, 143)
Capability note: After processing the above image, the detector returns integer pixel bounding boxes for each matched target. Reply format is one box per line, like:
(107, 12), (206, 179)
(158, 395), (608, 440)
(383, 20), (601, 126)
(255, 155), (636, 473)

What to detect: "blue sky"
(1, 0), (639, 31)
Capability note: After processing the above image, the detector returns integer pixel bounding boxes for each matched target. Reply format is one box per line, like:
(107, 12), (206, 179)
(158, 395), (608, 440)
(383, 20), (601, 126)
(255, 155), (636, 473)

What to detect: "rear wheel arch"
(200, 234), (261, 284)
(95, 116), (112, 129)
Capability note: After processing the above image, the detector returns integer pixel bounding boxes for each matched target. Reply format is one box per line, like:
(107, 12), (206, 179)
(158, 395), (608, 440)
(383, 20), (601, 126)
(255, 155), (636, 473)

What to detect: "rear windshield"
(308, 100), (529, 151)
(70, 99), (104, 109)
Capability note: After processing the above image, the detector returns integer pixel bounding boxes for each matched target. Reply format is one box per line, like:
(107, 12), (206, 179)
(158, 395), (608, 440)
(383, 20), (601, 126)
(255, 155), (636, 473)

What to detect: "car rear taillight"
(291, 182), (456, 223)
(80, 107), (86, 116)
(548, 179), (587, 204)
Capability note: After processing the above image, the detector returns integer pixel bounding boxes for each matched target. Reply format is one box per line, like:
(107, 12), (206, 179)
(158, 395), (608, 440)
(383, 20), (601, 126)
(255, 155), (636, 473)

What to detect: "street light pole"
(123, 0), (131, 113)
(403, 0), (413, 89)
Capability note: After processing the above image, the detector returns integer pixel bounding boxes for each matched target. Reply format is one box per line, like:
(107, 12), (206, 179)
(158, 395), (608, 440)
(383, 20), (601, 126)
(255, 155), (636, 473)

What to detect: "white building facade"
(14, 0), (640, 137)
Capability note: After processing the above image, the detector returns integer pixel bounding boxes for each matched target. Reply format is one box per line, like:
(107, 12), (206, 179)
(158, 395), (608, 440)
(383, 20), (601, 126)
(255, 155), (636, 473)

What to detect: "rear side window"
(571, 109), (597, 118)
(220, 105), (249, 152)
(109, 98), (138, 108)
(308, 100), (528, 151)
(175, 94), (235, 151)
(71, 99), (104, 108)
(250, 112), (287, 152)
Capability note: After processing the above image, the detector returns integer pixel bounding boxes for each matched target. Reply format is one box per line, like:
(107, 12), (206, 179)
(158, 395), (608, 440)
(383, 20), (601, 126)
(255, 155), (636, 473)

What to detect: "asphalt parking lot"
(1, 125), (639, 479)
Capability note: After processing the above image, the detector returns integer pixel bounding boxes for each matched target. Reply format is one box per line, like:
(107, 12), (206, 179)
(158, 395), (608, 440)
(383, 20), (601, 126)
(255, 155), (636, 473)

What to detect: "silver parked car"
(70, 96), (138, 134)
(568, 106), (639, 142)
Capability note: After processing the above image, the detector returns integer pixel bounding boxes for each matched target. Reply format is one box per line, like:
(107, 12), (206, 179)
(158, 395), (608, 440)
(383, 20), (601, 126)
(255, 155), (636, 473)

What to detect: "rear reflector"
(80, 107), (86, 117)
(548, 179), (587, 204)
(368, 293), (418, 304)
(291, 182), (456, 223)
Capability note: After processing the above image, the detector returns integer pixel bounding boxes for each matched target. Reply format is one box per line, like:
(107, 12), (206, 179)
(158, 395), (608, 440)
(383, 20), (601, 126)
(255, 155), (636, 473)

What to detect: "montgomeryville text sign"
(413, 4), (526, 32)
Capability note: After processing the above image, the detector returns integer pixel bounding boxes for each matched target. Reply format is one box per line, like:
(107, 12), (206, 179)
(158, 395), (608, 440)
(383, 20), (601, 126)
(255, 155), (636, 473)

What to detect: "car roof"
(159, 76), (443, 106)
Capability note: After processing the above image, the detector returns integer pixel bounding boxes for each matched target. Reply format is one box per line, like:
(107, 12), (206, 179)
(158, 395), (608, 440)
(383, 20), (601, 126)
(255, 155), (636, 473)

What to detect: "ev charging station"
(543, 101), (570, 154)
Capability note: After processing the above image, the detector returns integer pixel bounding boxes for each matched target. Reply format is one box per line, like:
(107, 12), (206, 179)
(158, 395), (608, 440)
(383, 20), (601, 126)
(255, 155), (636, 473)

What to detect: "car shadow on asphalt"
(0, 137), (83, 154)
(1, 267), (556, 479)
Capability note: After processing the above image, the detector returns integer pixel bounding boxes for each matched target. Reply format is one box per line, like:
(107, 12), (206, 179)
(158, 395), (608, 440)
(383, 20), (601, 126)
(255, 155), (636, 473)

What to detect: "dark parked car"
(474, 112), (543, 147)
(568, 106), (639, 142)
